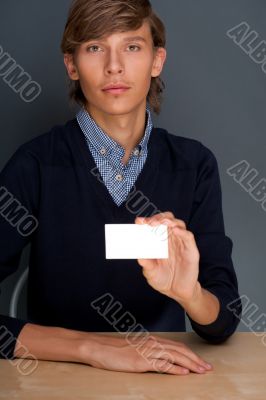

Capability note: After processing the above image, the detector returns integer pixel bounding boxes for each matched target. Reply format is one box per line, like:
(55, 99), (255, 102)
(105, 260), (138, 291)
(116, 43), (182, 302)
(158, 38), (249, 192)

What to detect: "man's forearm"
(171, 282), (221, 325)
(14, 323), (96, 362)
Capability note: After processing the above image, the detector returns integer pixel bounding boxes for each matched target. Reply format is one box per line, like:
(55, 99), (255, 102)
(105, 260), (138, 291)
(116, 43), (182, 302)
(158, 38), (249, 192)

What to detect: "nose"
(105, 49), (124, 75)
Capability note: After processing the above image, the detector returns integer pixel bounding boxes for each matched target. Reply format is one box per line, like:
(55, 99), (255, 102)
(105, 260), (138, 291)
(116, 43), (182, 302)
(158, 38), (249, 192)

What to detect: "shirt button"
(100, 148), (106, 155)
(133, 148), (140, 156)
(115, 174), (123, 182)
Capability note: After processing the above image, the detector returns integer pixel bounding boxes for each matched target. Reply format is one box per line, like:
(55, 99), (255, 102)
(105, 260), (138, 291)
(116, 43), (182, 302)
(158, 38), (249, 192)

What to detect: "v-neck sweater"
(0, 118), (241, 359)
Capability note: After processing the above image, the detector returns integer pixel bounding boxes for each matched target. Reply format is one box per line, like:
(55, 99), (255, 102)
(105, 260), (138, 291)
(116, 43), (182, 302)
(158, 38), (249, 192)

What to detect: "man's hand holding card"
(105, 211), (201, 305)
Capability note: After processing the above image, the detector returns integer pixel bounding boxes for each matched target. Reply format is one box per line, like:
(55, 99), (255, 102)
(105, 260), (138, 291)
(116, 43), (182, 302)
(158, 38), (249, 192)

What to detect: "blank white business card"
(105, 224), (169, 259)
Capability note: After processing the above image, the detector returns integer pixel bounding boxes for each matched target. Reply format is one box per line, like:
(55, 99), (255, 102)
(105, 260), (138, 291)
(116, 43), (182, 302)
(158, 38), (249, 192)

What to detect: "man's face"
(64, 21), (166, 115)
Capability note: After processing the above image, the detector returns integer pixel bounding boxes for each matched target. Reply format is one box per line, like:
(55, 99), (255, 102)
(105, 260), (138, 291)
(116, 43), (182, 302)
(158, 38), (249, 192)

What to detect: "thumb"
(137, 258), (156, 271)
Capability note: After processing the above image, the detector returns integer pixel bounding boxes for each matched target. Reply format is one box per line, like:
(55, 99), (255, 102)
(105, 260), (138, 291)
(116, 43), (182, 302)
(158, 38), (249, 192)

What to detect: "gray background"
(0, 0), (265, 332)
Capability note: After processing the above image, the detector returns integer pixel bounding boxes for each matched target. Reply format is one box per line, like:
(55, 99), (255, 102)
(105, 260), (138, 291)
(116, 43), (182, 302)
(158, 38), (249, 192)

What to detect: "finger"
(148, 217), (186, 229)
(171, 226), (197, 250)
(172, 346), (212, 370)
(152, 338), (212, 369)
(149, 348), (207, 374)
(150, 358), (190, 375)
(135, 217), (187, 248)
(171, 350), (208, 374)
(162, 211), (175, 219)
(136, 213), (185, 227)
(148, 336), (211, 364)
(148, 220), (187, 247)
(135, 216), (163, 227)
(161, 218), (186, 230)
(148, 211), (175, 220)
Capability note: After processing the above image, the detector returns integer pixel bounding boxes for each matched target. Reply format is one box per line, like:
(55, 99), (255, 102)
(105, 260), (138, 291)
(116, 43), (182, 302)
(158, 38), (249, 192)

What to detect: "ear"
(63, 53), (80, 80)
(151, 47), (167, 78)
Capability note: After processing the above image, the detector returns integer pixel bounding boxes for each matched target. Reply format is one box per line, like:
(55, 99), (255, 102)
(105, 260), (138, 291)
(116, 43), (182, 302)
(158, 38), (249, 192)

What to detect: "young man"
(0, 0), (241, 375)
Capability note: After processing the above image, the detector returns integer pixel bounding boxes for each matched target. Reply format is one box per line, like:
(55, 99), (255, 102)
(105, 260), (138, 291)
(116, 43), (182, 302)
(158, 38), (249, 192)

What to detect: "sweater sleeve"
(0, 145), (40, 359)
(186, 143), (242, 343)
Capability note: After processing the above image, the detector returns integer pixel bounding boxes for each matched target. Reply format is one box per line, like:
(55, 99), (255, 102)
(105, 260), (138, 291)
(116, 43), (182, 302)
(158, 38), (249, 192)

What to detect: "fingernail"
(205, 363), (212, 370)
(182, 368), (189, 374)
(198, 366), (206, 373)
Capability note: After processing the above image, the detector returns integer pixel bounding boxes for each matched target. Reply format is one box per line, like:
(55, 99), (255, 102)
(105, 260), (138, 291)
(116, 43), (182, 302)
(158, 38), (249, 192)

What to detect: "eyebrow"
(122, 36), (147, 43)
(87, 36), (147, 44)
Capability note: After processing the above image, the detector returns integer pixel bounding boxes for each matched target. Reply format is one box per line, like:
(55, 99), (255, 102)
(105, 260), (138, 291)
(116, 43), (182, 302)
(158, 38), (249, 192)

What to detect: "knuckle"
(135, 358), (149, 372)
(166, 211), (175, 218)
(176, 366), (189, 375)
(145, 337), (157, 349)
(179, 220), (186, 228)
(147, 336), (156, 344)
(153, 359), (171, 373)
(177, 342), (187, 349)
(161, 351), (175, 364)
(186, 230), (194, 239)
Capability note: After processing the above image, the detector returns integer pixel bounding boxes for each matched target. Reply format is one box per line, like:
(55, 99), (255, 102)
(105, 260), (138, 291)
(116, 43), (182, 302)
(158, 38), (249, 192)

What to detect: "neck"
(85, 101), (148, 156)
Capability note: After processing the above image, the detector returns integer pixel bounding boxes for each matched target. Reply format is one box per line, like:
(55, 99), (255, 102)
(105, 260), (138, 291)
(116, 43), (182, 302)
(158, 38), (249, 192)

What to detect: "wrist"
(41, 326), (97, 363)
(182, 281), (203, 307)
(179, 284), (221, 326)
(14, 323), (99, 363)
(77, 337), (102, 366)
(170, 281), (202, 307)
(46, 330), (102, 364)
(77, 332), (107, 364)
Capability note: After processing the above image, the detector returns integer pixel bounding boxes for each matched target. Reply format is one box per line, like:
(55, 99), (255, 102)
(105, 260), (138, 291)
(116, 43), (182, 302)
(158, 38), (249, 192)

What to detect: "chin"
(100, 104), (137, 116)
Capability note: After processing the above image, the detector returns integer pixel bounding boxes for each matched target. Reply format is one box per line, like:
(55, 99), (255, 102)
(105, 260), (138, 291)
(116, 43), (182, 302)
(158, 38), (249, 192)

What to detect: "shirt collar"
(76, 104), (153, 158)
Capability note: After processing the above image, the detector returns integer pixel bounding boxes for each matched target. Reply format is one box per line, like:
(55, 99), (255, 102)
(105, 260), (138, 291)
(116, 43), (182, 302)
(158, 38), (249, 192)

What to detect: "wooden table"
(0, 332), (266, 399)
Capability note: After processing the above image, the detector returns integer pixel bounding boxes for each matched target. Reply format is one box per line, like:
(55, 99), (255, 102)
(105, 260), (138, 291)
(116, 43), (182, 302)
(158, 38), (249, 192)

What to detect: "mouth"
(102, 87), (131, 95)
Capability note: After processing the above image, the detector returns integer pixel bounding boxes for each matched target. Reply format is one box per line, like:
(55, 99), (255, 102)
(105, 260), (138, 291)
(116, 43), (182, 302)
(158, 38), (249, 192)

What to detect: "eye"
(128, 45), (141, 51)
(86, 45), (101, 53)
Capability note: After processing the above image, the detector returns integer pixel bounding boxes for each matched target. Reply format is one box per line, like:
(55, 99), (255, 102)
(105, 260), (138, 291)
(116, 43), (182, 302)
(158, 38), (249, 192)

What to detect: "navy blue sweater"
(0, 118), (241, 359)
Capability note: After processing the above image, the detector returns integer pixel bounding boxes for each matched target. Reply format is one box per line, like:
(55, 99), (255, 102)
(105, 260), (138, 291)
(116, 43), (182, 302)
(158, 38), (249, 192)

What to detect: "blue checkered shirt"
(76, 106), (153, 206)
